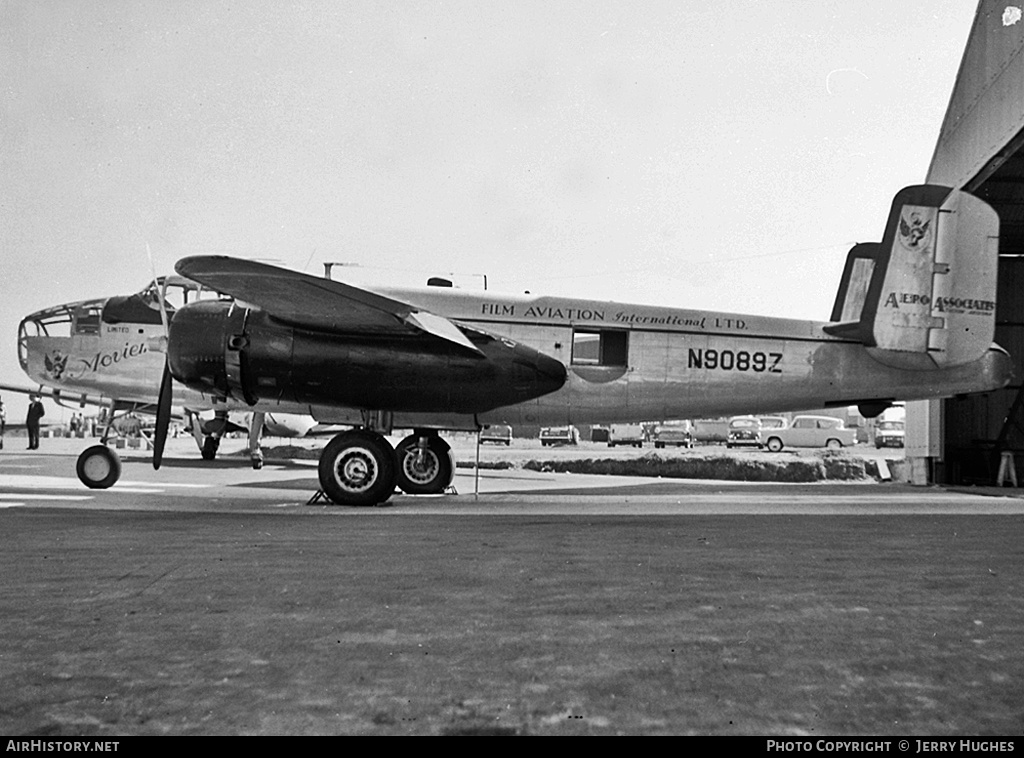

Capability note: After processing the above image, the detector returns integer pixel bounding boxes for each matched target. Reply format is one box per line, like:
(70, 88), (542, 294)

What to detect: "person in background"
(26, 394), (44, 450)
(0, 395), (6, 449)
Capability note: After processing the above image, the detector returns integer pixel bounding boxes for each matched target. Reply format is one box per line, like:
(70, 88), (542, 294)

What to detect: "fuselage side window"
(571, 328), (628, 367)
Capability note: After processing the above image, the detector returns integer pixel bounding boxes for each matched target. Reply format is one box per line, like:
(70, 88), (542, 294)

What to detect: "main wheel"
(318, 429), (397, 506)
(766, 437), (784, 453)
(395, 434), (454, 495)
(201, 435), (220, 461)
(76, 445), (122, 489)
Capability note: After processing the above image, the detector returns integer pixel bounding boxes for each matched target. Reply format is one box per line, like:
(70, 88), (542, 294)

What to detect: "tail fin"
(824, 185), (999, 368)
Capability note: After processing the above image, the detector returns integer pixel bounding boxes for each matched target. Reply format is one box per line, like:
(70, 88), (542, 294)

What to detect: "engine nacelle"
(168, 299), (566, 413)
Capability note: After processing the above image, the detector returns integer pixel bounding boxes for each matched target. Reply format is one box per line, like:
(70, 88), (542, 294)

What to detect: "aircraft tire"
(201, 436), (219, 461)
(395, 434), (454, 495)
(76, 445), (122, 489)
(766, 437), (783, 453)
(318, 429), (397, 506)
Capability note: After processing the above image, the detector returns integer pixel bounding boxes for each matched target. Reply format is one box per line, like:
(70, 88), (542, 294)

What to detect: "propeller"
(147, 243), (173, 470)
(153, 360), (172, 469)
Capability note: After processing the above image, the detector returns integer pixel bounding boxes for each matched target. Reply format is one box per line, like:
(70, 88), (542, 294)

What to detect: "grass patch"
(523, 451), (868, 482)
(253, 445), (874, 481)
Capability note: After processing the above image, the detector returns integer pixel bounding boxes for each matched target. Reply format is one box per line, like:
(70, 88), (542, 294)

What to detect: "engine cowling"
(168, 299), (566, 413)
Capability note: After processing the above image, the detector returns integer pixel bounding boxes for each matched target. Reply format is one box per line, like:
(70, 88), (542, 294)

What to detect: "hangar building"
(909, 0), (1024, 484)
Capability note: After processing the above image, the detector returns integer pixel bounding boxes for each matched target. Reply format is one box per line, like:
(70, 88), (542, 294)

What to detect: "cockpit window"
(103, 277), (225, 325)
(102, 293), (171, 325)
(73, 305), (102, 335)
(142, 276), (223, 310)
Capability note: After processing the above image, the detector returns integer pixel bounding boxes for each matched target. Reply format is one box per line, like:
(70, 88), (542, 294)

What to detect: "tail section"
(825, 185), (999, 368)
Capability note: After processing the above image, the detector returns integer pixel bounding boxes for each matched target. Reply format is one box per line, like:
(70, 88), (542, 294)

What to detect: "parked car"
(874, 420), (905, 448)
(651, 421), (694, 449)
(726, 416), (763, 448)
(480, 424), (512, 446)
(540, 426), (580, 446)
(761, 415), (857, 452)
(691, 418), (730, 444)
(608, 423), (645, 448)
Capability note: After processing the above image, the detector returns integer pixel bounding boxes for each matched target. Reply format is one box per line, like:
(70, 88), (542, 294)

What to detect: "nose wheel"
(76, 445), (122, 489)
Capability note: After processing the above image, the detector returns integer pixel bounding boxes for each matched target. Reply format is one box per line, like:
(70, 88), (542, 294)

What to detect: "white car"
(480, 424), (513, 446)
(874, 420), (905, 448)
(608, 423), (645, 448)
(761, 415), (857, 452)
(652, 421), (694, 449)
(540, 426), (579, 446)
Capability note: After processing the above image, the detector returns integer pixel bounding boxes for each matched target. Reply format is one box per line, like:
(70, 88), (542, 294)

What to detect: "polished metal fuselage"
(21, 285), (1014, 431)
(345, 286), (1013, 429)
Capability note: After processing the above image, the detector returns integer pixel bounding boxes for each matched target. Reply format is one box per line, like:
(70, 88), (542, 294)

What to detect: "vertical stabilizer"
(825, 185), (999, 368)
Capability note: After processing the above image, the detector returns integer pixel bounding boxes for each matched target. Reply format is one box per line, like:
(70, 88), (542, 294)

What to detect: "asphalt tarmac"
(2, 438), (1023, 735)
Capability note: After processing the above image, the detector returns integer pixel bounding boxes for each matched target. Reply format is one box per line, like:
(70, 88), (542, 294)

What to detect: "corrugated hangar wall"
(919, 1), (1024, 484)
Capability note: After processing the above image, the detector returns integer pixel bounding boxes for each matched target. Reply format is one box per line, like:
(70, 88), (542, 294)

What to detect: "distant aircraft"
(139, 184), (1011, 505)
(7, 274), (328, 487)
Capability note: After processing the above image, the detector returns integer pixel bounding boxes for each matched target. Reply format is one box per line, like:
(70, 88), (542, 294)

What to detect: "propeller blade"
(153, 359), (172, 470)
(145, 241), (170, 335)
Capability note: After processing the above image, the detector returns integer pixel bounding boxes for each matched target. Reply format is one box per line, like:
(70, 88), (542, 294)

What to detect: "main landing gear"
(200, 435), (220, 460)
(317, 429), (454, 506)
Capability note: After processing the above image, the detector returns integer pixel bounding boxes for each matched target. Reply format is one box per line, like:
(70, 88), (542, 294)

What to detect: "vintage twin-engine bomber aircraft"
(11, 275), (324, 486)
(142, 184), (1013, 505)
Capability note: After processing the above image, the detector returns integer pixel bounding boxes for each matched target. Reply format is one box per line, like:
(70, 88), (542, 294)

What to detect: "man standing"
(26, 394), (44, 450)
(0, 395), (6, 449)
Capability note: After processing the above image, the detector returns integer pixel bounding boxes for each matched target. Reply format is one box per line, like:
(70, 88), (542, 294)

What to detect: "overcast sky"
(0, 0), (980, 420)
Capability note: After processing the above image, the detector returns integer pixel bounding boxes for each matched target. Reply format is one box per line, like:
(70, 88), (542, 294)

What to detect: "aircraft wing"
(175, 256), (481, 354)
(0, 382), (101, 408)
(0, 382), (200, 420)
(0, 382), (43, 397)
